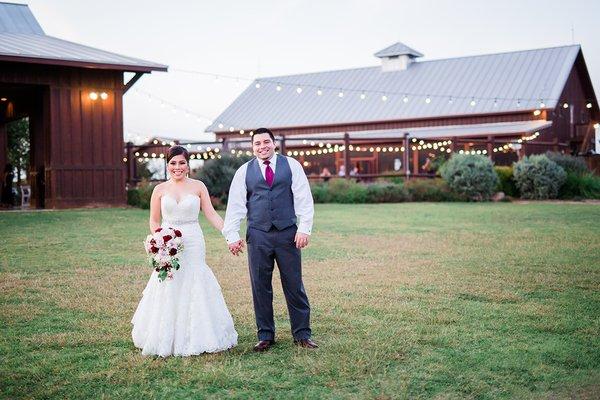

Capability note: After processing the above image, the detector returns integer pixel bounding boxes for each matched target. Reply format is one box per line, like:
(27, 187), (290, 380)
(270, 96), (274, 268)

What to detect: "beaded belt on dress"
(163, 219), (197, 226)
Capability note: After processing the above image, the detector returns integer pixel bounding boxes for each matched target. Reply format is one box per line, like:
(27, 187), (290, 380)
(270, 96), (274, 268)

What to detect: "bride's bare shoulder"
(187, 178), (207, 189)
(152, 181), (168, 194)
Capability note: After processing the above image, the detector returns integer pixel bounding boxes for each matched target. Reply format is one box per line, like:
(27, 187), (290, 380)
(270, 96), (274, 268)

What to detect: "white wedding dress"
(131, 193), (238, 357)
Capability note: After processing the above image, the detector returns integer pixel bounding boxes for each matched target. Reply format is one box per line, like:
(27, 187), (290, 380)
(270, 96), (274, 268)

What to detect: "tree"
(7, 118), (30, 183)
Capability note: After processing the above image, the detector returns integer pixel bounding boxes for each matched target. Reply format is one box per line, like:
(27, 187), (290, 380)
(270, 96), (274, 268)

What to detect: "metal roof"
(0, 2), (167, 72)
(374, 42), (423, 58)
(207, 45), (581, 133)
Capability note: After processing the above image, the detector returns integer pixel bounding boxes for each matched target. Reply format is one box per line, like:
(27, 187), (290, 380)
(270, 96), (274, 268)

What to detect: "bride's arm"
(149, 184), (162, 233)
(198, 182), (224, 231)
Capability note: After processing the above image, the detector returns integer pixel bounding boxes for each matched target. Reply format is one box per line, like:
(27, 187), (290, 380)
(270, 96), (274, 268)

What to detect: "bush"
(127, 180), (157, 209)
(440, 154), (499, 201)
(194, 154), (252, 204)
(365, 182), (408, 203)
(495, 166), (519, 197)
(127, 188), (141, 207)
(327, 179), (368, 203)
(310, 182), (332, 203)
(404, 178), (465, 202)
(545, 151), (589, 175)
(559, 172), (600, 199)
(513, 155), (566, 199)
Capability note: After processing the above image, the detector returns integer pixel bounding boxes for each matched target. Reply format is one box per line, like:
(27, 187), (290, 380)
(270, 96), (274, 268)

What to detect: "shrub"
(545, 151), (589, 175)
(440, 154), (499, 201)
(513, 155), (566, 199)
(127, 188), (141, 207)
(559, 172), (600, 199)
(365, 182), (408, 203)
(327, 179), (368, 203)
(310, 182), (332, 203)
(404, 178), (465, 202)
(195, 154), (252, 204)
(126, 180), (156, 209)
(137, 180), (156, 209)
(495, 166), (519, 197)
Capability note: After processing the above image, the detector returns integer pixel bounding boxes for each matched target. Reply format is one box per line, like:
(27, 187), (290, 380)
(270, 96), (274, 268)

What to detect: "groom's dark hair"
(251, 127), (275, 142)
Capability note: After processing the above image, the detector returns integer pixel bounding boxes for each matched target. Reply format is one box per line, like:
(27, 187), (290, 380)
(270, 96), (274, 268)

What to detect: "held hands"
(228, 240), (245, 256)
(295, 232), (309, 249)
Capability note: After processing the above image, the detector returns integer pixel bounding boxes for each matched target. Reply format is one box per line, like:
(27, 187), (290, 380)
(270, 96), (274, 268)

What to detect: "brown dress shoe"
(253, 340), (275, 352)
(294, 338), (318, 349)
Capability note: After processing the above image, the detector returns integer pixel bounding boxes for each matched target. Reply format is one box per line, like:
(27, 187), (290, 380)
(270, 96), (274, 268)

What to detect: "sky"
(15, 0), (600, 142)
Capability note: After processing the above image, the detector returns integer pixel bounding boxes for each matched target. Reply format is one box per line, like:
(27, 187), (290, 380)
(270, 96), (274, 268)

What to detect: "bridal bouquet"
(144, 227), (184, 282)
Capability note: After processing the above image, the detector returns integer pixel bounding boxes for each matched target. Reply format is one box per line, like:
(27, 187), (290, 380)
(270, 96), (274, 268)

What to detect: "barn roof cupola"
(374, 42), (423, 72)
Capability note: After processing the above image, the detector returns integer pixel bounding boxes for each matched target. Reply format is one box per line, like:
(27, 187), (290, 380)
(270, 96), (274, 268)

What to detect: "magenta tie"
(264, 160), (274, 187)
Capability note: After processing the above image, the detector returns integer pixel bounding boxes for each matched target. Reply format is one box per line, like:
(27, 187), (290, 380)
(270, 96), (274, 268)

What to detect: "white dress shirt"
(222, 153), (314, 244)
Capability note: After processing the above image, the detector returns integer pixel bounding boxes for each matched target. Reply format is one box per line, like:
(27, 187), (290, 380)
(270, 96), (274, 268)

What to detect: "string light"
(586, 102), (593, 109)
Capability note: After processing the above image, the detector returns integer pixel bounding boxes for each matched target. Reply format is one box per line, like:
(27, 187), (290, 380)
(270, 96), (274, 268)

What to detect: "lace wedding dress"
(131, 193), (238, 357)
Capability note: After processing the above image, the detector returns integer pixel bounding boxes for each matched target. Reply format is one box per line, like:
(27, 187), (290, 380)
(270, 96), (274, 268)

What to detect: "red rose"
(162, 235), (172, 243)
(150, 238), (156, 245)
(151, 246), (159, 253)
(169, 248), (177, 256)
(155, 227), (163, 233)
(174, 230), (182, 237)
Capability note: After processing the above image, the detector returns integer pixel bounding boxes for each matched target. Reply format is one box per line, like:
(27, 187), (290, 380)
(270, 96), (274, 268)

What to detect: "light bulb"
(89, 92), (98, 100)
(425, 96), (431, 104)
(276, 84), (282, 91)
(100, 92), (108, 100)
(403, 95), (409, 103)
(255, 82), (261, 89)
(338, 91), (344, 98)
(360, 93), (366, 100)
(381, 95), (388, 102)
(317, 89), (323, 96)
(586, 102), (592, 109)
(296, 87), (302, 94)
(470, 99), (476, 107)
(563, 102), (569, 109)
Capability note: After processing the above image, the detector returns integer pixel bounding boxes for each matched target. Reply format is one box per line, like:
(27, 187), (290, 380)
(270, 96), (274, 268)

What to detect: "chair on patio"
(20, 185), (31, 208)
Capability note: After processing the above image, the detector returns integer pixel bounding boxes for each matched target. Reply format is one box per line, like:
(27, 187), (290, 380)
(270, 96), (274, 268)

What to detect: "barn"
(207, 42), (599, 177)
(0, 2), (166, 208)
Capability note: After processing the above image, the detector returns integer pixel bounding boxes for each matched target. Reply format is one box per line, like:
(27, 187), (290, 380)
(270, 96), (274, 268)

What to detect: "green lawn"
(1, 203), (599, 399)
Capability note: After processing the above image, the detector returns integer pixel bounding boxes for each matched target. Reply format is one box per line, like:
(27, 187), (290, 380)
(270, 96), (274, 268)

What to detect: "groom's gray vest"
(245, 156), (296, 232)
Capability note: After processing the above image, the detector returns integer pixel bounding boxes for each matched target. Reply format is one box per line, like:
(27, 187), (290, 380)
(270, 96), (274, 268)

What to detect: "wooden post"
(553, 136), (559, 152)
(126, 142), (134, 185)
(0, 123), (6, 172)
(412, 144), (419, 175)
(344, 132), (350, 179)
(487, 135), (493, 160)
(280, 135), (286, 156)
(222, 137), (229, 153)
(403, 133), (410, 179)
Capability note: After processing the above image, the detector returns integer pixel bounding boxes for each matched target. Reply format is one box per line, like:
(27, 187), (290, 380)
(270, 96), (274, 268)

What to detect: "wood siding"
(0, 61), (126, 208)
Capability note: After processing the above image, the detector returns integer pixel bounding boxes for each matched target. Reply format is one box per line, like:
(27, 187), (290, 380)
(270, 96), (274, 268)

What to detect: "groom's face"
(252, 133), (276, 160)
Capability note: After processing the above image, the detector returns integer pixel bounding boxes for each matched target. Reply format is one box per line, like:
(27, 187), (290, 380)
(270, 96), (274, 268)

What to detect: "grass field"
(1, 203), (599, 399)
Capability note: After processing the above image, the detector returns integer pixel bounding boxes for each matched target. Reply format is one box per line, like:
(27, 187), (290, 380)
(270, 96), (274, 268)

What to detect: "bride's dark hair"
(167, 145), (190, 162)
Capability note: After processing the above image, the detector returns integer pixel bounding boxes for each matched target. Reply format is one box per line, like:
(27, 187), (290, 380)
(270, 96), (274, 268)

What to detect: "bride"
(131, 145), (238, 357)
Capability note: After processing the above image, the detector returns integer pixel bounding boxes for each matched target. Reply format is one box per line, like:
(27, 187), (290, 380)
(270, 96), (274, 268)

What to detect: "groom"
(222, 127), (317, 351)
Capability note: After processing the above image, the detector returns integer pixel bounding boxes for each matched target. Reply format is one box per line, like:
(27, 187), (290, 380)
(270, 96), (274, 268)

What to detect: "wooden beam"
(579, 123), (595, 153)
(344, 133), (350, 179)
(123, 72), (144, 94)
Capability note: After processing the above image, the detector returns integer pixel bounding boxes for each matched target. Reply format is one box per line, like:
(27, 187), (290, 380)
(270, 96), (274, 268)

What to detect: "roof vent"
(374, 42), (423, 72)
